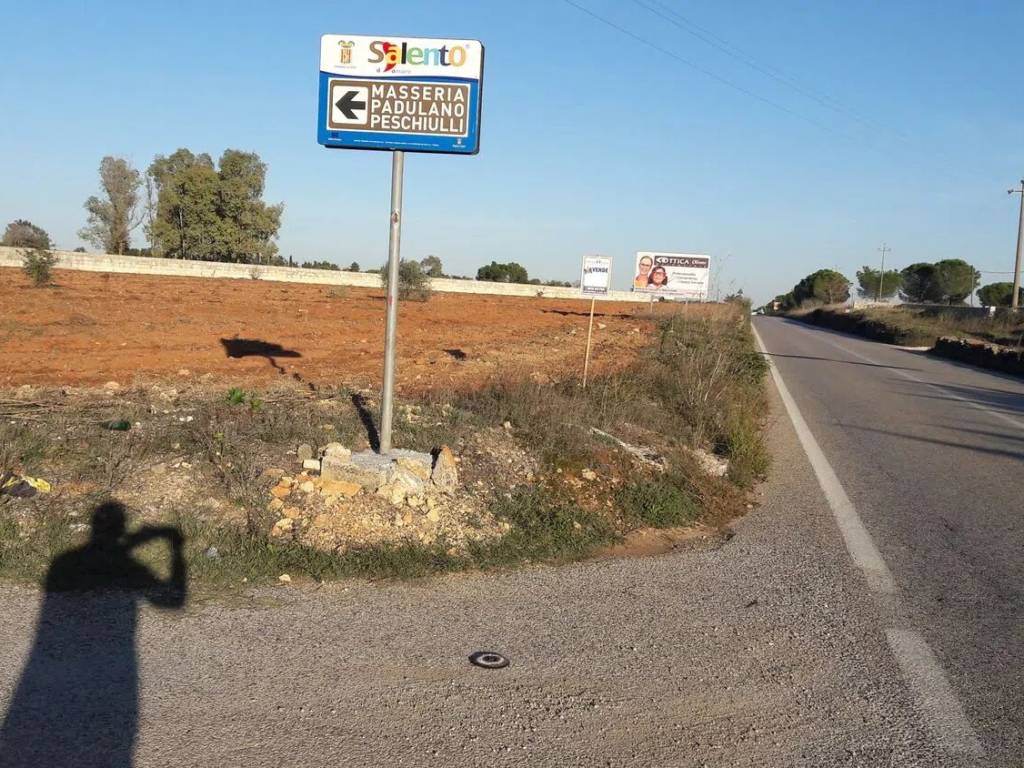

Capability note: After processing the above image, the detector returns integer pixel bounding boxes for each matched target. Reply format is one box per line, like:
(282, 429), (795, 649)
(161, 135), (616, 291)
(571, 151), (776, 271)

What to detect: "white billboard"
(580, 255), (612, 296)
(632, 252), (710, 299)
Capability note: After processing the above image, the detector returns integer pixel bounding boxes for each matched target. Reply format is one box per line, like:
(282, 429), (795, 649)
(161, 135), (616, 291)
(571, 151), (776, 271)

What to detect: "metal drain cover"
(469, 651), (509, 669)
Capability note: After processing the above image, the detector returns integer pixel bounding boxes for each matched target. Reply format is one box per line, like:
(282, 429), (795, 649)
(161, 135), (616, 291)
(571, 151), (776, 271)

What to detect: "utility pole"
(876, 243), (891, 302)
(1008, 181), (1024, 310)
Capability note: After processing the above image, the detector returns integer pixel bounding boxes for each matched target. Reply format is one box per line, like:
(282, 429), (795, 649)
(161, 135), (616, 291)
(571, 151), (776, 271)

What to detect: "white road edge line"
(752, 322), (985, 757)
(751, 324), (896, 595)
(886, 629), (985, 757)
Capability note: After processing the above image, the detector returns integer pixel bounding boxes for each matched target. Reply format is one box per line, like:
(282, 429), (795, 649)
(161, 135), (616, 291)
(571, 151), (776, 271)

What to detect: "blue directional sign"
(318, 35), (484, 155)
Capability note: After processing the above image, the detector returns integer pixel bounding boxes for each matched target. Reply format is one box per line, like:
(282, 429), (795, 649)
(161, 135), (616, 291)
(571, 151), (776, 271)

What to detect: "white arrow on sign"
(330, 84), (369, 126)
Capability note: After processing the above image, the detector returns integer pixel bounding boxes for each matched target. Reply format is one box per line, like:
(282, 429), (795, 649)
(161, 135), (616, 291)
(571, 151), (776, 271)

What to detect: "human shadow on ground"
(219, 337), (301, 375)
(351, 392), (381, 452)
(0, 501), (187, 768)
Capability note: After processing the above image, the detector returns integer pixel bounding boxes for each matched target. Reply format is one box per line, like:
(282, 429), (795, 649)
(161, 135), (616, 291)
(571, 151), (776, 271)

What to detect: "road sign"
(318, 34), (484, 154)
(581, 255), (612, 296)
(632, 252), (710, 300)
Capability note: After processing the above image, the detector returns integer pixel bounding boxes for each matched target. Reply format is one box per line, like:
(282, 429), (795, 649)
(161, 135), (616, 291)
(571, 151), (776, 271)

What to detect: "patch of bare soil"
(0, 268), (654, 392)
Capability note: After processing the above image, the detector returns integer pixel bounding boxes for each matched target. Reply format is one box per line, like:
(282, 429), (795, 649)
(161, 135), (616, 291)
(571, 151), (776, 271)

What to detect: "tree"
(79, 157), (143, 254)
(900, 263), (942, 303)
(348, 261), (360, 272)
(477, 261), (529, 283)
(977, 282), (1023, 307)
(3, 220), (51, 250)
(933, 259), (980, 304)
(420, 255), (444, 277)
(855, 266), (903, 300)
(381, 259), (431, 301)
(791, 269), (850, 306)
(300, 260), (340, 271)
(147, 148), (283, 263)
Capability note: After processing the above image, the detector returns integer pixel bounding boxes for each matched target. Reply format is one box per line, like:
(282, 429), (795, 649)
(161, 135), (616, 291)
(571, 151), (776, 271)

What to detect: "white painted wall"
(0, 247), (647, 303)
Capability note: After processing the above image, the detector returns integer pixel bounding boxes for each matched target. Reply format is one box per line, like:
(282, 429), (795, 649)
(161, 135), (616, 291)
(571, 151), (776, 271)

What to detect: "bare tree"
(78, 157), (143, 254)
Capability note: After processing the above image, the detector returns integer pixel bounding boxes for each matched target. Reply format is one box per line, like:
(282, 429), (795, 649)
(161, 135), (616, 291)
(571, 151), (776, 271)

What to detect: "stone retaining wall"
(0, 246), (645, 303)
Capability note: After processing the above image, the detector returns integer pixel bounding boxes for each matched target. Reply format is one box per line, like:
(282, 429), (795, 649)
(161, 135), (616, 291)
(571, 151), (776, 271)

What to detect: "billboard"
(580, 255), (612, 296)
(632, 252), (710, 299)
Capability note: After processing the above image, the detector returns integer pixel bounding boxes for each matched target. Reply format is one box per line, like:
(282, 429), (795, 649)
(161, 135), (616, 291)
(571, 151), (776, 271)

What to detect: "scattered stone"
(431, 446), (459, 492)
(318, 479), (362, 498)
(103, 381), (120, 391)
(297, 443), (314, 462)
(267, 498), (285, 512)
(260, 467), (286, 482)
(407, 495), (424, 509)
(302, 458), (322, 472)
(299, 480), (315, 494)
(204, 546), (220, 560)
(270, 484), (291, 499)
(502, 421), (512, 431)
(393, 512), (404, 527)
(426, 508), (441, 523)
(581, 468), (597, 481)
(177, 368), (191, 377)
(279, 477), (294, 488)
(690, 447), (729, 478)
(321, 443), (352, 462)
(278, 574), (292, 584)
(272, 518), (294, 536)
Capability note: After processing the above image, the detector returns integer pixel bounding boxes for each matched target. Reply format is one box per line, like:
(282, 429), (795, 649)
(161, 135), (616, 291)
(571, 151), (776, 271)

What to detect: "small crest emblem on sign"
(338, 40), (354, 64)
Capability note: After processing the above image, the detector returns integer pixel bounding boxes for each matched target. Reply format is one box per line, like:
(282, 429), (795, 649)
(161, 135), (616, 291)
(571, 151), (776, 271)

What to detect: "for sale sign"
(632, 252), (710, 299)
(581, 255), (612, 296)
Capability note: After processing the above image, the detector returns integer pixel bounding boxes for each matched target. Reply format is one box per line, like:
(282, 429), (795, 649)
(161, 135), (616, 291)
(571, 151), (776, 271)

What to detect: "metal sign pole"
(582, 296), (597, 388)
(379, 150), (405, 454)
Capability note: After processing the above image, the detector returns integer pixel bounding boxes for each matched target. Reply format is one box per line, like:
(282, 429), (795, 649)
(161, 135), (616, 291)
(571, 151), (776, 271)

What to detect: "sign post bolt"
(379, 150), (405, 454)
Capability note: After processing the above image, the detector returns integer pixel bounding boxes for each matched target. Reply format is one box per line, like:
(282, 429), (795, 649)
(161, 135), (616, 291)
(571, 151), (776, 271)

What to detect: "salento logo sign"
(368, 40), (469, 72)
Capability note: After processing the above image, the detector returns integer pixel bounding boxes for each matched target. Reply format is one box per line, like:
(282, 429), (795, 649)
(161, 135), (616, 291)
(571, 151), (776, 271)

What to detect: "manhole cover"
(469, 651), (509, 669)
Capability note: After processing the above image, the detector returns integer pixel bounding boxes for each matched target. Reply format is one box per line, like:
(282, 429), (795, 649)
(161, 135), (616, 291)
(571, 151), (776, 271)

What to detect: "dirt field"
(1, 268), (657, 392)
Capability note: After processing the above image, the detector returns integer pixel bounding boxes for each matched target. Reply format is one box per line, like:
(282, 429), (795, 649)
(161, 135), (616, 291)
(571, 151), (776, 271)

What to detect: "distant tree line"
(767, 257), (1012, 311)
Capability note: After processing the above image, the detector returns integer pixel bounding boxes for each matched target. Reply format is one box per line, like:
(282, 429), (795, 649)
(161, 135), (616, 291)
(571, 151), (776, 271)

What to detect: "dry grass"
(0, 303), (769, 588)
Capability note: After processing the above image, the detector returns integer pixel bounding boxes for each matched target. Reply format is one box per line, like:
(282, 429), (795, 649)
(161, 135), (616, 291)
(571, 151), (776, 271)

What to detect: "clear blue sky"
(2, 0), (1022, 303)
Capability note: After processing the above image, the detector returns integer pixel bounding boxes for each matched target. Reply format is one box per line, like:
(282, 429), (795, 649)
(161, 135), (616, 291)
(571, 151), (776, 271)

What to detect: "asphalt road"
(0, 317), (1020, 767)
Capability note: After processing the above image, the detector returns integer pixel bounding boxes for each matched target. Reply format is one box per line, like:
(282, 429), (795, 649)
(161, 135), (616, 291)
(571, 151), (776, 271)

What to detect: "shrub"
(381, 258), (432, 302)
(21, 247), (58, 287)
(616, 476), (697, 528)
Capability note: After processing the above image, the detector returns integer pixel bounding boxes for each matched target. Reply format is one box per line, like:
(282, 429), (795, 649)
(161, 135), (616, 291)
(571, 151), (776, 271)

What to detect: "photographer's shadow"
(0, 501), (187, 768)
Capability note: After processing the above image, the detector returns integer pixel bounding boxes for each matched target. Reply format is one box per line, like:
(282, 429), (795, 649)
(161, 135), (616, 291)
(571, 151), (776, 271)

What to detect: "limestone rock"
(302, 458), (322, 472)
(297, 443), (314, 462)
(431, 446), (459, 492)
(318, 479), (362, 498)
(299, 480), (315, 494)
(321, 443), (352, 462)
(270, 484), (291, 500)
(396, 456), (431, 481)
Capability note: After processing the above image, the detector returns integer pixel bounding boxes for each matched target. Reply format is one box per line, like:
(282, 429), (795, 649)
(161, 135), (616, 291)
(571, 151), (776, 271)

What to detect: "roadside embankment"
(786, 306), (1024, 378)
(931, 336), (1024, 376)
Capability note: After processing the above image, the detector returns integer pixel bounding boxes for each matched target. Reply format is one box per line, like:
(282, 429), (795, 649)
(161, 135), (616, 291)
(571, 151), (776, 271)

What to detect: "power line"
(631, 0), (906, 140)
(560, 0), (842, 135)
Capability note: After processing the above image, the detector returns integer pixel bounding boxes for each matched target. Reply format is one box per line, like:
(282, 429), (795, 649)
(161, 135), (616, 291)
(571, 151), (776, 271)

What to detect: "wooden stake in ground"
(582, 296), (597, 388)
